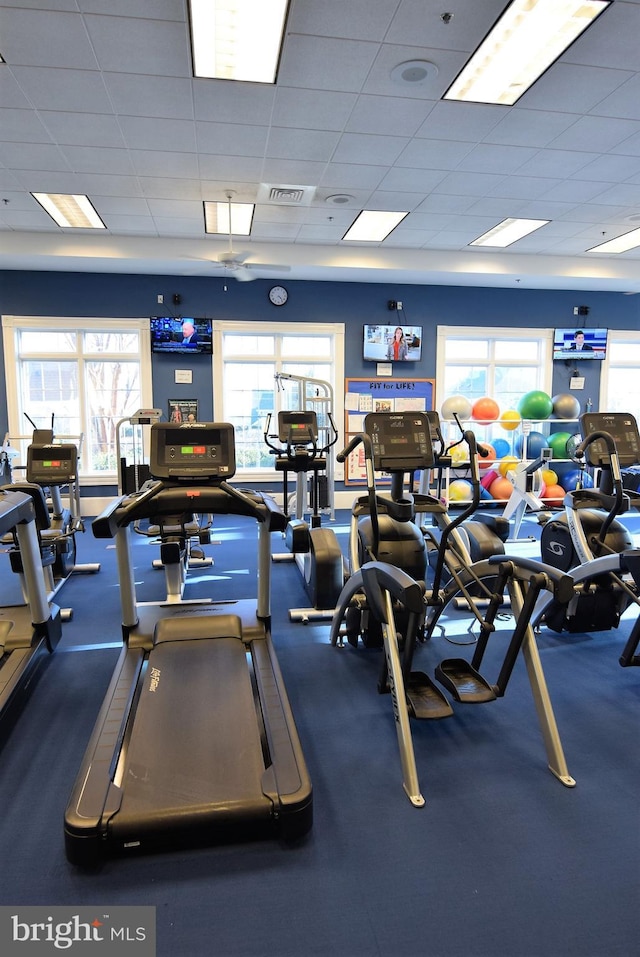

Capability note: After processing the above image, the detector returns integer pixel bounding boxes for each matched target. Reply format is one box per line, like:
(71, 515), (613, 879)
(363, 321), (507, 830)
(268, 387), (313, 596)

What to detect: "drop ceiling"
(1, 0), (639, 294)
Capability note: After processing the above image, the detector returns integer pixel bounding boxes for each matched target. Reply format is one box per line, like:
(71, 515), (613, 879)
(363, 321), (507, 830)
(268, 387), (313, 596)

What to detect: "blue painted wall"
(1, 269), (638, 445)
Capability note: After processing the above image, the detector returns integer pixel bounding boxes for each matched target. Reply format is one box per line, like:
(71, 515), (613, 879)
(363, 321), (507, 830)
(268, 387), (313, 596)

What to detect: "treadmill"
(64, 422), (312, 864)
(0, 488), (62, 728)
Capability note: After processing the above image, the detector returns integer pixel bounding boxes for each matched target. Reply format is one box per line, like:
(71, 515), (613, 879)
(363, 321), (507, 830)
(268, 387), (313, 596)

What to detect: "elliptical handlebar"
(573, 428), (625, 552)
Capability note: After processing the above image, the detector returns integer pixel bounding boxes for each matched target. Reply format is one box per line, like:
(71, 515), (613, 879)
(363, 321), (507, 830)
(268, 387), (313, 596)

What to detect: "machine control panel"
(149, 422), (236, 480)
(580, 412), (640, 467)
(278, 411), (318, 443)
(364, 412), (435, 472)
(26, 443), (78, 485)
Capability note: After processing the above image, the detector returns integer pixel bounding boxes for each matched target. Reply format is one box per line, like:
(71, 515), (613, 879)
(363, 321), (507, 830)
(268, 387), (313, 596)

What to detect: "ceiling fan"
(213, 192), (291, 282)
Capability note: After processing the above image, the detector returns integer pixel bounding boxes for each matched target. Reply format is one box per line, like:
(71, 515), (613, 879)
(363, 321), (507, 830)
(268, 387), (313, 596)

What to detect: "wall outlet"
(157, 294), (163, 304)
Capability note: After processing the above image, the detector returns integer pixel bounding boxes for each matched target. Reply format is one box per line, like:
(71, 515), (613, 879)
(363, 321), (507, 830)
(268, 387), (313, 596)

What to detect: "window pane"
(444, 365), (487, 400)
(494, 366), (538, 409)
(84, 332), (139, 353)
(224, 363), (275, 469)
(281, 336), (331, 357)
(608, 342), (640, 362)
(85, 360), (141, 473)
(20, 331), (77, 353)
(223, 335), (274, 356)
(446, 340), (489, 360)
(494, 340), (540, 361)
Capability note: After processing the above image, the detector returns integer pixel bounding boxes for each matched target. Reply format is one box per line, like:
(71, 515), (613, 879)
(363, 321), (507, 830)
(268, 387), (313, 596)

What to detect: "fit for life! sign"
(0, 907), (155, 955)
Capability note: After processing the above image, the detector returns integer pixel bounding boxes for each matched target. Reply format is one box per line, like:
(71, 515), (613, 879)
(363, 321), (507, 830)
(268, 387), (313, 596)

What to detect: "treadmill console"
(26, 443), (78, 485)
(364, 411), (435, 472)
(149, 422), (236, 481)
(580, 412), (640, 467)
(278, 411), (318, 443)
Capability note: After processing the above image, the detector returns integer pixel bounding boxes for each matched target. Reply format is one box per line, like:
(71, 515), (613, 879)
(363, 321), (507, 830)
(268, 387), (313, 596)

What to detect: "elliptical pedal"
(435, 658), (497, 703)
(405, 671), (453, 719)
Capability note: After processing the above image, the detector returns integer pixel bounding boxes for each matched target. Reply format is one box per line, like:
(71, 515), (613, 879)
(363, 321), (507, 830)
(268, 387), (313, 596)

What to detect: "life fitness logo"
(1, 906), (155, 954)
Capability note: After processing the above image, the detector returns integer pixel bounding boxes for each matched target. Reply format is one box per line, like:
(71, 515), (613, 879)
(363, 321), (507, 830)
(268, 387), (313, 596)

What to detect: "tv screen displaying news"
(363, 324), (423, 362)
(552, 327), (607, 360)
(150, 317), (213, 355)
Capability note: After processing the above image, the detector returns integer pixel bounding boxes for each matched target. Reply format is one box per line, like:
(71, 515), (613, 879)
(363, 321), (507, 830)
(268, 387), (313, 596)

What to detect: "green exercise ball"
(517, 390), (554, 420)
(548, 431), (572, 459)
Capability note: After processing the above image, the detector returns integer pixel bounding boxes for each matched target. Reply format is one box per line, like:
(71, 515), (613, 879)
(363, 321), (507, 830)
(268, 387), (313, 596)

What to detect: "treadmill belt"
(112, 636), (271, 840)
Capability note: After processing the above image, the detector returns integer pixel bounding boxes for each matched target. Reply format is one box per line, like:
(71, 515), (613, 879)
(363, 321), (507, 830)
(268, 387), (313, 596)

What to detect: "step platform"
(434, 658), (497, 703)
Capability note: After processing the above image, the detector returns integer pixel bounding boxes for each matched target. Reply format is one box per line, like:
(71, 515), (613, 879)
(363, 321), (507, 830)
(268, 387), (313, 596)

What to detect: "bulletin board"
(344, 377), (435, 485)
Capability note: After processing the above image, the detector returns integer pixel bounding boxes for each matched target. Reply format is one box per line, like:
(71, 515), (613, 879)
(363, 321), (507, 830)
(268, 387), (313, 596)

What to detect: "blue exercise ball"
(562, 469), (594, 492)
(515, 431), (549, 459)
(491, 438), (510, 459)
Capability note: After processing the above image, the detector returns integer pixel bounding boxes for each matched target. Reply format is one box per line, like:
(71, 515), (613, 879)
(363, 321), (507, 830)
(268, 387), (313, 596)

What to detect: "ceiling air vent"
(269, 187), (305, 203)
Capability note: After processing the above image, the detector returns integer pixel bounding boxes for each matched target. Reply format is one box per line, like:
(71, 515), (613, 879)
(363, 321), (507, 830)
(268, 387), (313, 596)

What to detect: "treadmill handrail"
(93, 480), (287, 538)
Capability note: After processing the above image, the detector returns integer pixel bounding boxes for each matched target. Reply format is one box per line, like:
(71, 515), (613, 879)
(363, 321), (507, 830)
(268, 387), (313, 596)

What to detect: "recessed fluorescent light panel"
(587, 227), (640, 254)
(444, 0), (611, 106)
(342, 210), (408, 243)
(204, 200), (254, 235)
(189, 0), (290, 83)
(32, 193), (105, 229)
(470, 218), (550, 247)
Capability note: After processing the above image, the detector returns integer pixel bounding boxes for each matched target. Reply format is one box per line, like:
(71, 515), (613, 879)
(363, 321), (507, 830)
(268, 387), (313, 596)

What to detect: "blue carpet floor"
(0, 509), (638, 956)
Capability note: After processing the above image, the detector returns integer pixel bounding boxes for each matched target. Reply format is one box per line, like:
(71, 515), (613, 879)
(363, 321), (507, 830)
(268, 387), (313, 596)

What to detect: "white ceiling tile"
(375, 167), (447, 193)
(456, 144), (539, 175)
(59, 146), (136, 176)
(386, 0), (507, 50)
(346, 95), (434, 137)
(119, 116), (197, 153)
(104, 73), (194, 120)
(193, 81), (275, 124)
(84, 14), (190, 77)
(332, 133), (409, 166)
(485, 109), (579, 148)
(39, 111), (127, 149)
(0, 109), (53, 143)
(0, 8), (99, 69)
(278, 36), (379, 93)
(196, 122), (268, 158)
(363, 45), (466, 100)
(575, 154), (640, 183)
(562, 1), (640, 72)
(435, 171), (506, 197)
(320, 164), (386, 191)
(266, 129), (341, 163)
(198, 155), (264, 183)
(139, 178), (204, 200)
(589, 75), (640, 121)
(288, 0), (398, 41)
(548, 116), (640, 153)
(415, 101), (506, 142)
(587, 183), (640, 206)
(516, 149), (601, 179)
(261, 158), (328, 183)
(272, 89), (358, 132)
(11, 65), (112, 113)
(101, 215), (157, 234)
(396, 138), (473, 170)
(488, 176), (563, 201)
(521, 63), (634, 114)
(129, 150), (199, 179)
(0, 142), (69, 171)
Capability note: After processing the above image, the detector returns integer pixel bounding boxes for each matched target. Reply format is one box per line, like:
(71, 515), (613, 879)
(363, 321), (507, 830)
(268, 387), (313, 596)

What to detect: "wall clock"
(268, 285), (288, 306)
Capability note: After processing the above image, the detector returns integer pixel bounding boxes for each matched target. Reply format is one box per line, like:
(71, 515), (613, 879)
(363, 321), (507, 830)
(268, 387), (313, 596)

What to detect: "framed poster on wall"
(168, 399), (198, 423)
(344, 377), (435, 484)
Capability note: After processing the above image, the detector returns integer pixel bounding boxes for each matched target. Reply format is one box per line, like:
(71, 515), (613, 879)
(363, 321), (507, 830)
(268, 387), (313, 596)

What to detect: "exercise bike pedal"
(434, 659), (497, 703)
(406, 671), (454, 719)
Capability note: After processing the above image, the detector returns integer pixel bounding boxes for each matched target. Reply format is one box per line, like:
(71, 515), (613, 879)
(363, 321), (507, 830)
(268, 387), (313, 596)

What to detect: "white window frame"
(599, 328), (640, 412)
(213, 319), (345, 482)
(2, 315), (152, 484)
(436, 324), (553, 411)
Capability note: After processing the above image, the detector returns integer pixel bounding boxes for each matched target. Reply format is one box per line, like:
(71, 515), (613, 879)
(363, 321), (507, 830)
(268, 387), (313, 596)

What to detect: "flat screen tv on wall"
(363, 324), (423, 362)
(552, 327), (607, 360)
(150, 317), (213, 355)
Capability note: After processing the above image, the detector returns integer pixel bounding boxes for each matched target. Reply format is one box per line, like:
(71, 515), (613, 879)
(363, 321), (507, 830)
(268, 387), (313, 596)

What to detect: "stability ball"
(562, 469), (594, 492)
(481, 469), (498, 490)
(500, 409), (521, 431)
(491, 438), (511, 459)
(542, 483), (566, 501)
(478, 442), (496, 469)
(541, 467), (558, 487)
(515, 431), (549, 459)
(489, 476), (513, 500)
(449, 442), (469, 466)
(517, 390), (553, 420)
(471, 397), (500, 424)
(552, 393), (581, 419)
(441, 395), (473, 421)
(498, 456), (519, 477)
(547, 431), (572, 459)
(449, 479), (473, 502)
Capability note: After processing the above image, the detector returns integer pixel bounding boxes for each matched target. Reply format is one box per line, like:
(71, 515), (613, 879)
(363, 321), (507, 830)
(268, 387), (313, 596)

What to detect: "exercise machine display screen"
(580, 412), (640, 467)
(26, 443), (78, 484)
(278, 411), (318, 443)
(364, 412), (435, 471)
(149, 422), (236, 480)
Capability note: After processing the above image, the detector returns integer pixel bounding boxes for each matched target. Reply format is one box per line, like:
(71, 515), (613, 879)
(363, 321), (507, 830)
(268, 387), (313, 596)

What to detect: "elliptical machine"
(535, 411), (640, 666)
(330, 411), (577, 805)
(265, 409), (344, 617)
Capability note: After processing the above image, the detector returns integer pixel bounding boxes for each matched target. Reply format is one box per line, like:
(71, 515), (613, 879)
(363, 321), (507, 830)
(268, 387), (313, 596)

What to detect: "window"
(599, 329), (640, 414)
(437, 326), (552, 412)
(2, 316), (152, 481)
(213, 321), (344, 477)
